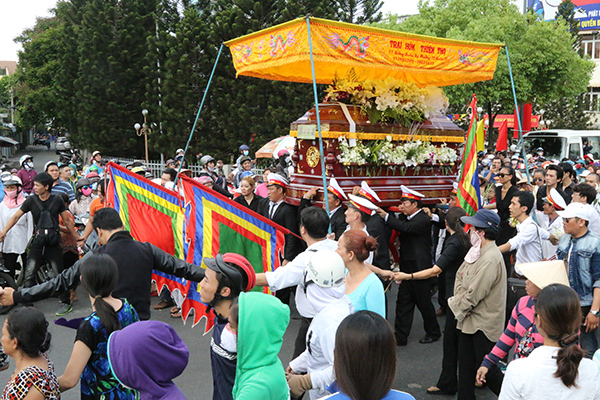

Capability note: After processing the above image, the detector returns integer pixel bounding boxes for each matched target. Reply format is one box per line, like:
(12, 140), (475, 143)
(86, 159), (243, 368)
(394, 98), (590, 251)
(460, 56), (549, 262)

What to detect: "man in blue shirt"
(556, 202), (600, 358)
(45, 161), (75, 202)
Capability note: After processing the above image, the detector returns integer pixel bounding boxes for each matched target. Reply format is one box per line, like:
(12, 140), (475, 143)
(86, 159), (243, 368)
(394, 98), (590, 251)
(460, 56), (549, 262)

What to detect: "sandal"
(426, 386), (455, 396)
(170, 308), (181, 318)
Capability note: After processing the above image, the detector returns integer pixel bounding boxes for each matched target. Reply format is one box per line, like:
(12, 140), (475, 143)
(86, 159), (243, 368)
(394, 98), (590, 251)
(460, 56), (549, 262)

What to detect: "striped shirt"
(481, 295), (544, 369)
(51, 180), (75, 202)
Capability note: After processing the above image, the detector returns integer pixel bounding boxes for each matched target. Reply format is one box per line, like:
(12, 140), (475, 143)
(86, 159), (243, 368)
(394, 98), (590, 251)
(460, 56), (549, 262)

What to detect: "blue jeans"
(581, 306), (600, 358)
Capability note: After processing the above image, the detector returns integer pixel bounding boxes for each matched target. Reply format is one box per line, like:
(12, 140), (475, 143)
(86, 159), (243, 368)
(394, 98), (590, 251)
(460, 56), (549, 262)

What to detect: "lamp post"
(134, 109), (150, 163)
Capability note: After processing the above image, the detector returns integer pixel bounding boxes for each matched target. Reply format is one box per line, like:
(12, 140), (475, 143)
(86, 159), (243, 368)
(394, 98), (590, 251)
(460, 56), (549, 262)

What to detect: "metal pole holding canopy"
(505, 45), (536, 223)
(174, 44), (224, 186)
(306, 17), (331, 223)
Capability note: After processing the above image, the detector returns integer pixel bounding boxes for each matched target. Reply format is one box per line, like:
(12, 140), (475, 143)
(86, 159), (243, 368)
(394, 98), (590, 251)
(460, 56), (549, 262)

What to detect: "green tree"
(337, 0), (384, 24)
(536, 0), (591, 131)
(13, 16), (65, 132)
(372, 0), (594, 148)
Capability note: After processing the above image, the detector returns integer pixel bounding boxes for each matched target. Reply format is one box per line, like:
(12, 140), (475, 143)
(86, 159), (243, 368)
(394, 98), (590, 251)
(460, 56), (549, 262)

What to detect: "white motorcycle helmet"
(305, 249), (346, 288)
(2, 176), (22, 187)
(19, 155), (32, 166)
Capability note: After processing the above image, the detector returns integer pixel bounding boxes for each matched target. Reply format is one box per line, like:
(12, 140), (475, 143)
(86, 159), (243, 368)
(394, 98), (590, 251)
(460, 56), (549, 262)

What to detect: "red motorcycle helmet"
(205, 253), (256, 294)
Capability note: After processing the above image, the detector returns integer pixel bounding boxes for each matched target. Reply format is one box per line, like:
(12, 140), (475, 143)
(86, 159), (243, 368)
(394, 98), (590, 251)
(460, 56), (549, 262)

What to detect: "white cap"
(266, 173), (289, 188)
(359, 181), (381, 203)
(400, 185), (425, 201)
(327, 178), (347, 200)
(543, 188), (567, 211)
(557, 202), (593, 221)
(518, 260), (570, 289)
(348, 194), (377, 216)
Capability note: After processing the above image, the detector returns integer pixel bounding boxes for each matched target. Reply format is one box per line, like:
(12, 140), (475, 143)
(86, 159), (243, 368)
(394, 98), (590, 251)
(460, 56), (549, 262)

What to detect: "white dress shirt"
(508, 215), (550, 274)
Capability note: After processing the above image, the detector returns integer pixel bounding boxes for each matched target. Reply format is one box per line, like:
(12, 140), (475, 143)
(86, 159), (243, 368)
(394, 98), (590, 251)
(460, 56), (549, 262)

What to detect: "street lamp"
(134, 109), (150, 163)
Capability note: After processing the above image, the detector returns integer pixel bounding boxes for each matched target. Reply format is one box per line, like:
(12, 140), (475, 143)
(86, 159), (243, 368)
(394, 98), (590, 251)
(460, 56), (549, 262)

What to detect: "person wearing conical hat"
(299, 178), (348, 241)
(475, 260), (570, 397)
(257, 173), (305, 304)
(376, 185), (441, 346)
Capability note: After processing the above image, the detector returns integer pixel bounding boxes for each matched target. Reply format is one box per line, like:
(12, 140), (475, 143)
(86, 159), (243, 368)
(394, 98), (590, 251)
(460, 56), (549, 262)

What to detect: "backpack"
(32, 195), (61, 247)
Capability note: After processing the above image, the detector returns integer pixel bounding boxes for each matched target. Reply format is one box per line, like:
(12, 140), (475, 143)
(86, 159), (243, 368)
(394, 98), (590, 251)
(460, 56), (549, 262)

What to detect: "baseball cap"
(557, 202), (593, 221)
(460, 209), (500, 230)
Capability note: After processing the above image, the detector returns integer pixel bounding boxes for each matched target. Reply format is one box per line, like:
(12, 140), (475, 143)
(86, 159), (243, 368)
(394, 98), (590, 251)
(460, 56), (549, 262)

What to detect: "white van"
(522, 130), (600, 161)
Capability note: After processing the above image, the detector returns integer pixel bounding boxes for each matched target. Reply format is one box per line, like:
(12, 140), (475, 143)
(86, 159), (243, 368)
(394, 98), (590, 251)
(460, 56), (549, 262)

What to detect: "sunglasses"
(496, 173), (506, 178)
(563, 217), (580, 223)
(534, 178), (543, 182)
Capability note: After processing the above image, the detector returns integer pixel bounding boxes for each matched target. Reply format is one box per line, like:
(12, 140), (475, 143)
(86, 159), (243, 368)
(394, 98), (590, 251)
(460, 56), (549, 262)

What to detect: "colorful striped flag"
(105, 163), (289, 332)
(457, 95), (481, 216)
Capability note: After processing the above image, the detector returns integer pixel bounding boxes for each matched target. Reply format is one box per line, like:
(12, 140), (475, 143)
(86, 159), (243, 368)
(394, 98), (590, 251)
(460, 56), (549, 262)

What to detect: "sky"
(0, 0), (419, 61)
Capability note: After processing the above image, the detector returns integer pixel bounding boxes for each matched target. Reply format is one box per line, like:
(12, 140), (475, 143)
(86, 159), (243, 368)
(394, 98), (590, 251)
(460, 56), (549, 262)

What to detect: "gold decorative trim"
(290, 130), (465, 143)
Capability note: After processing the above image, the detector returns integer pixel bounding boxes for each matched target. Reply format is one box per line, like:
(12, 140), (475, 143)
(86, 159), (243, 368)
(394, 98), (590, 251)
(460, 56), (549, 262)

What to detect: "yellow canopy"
(225, 17), (503, 87)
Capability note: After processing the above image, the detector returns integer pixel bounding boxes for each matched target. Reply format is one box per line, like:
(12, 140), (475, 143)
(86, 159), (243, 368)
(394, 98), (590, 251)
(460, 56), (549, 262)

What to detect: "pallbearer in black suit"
(257, 173), (305, 304)
(326, 178), (348, 240)
(299, 178), (348, 241)
(357, 182), (391, 271)
(377, 185), (441, 346)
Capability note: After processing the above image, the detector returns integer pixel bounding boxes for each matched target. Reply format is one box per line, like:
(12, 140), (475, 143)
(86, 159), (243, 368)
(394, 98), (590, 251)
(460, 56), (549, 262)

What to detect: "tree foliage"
(11, 0), (384, 160)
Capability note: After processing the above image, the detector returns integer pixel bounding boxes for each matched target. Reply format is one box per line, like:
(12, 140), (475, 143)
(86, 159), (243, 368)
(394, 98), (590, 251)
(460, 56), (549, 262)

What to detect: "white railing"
(103, 155), (264, 179)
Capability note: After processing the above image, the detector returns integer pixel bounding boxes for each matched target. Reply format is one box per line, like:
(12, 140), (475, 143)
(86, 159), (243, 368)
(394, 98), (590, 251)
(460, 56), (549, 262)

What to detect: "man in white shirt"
(499, 191), (553, 275)
(255, 206), (337, 359)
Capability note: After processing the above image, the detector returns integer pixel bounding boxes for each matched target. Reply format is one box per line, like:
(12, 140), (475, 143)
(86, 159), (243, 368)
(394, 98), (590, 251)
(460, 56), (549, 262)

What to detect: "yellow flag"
(476, 120), (485, 152)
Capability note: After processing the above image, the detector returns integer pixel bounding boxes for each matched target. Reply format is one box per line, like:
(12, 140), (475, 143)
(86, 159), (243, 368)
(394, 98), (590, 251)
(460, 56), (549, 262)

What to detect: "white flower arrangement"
(337, 135), (458, 168)
(324, 71), (449, 127)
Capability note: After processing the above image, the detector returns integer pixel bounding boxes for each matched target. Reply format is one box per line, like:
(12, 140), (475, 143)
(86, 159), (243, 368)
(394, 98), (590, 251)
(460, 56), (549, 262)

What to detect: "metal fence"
(104, 156), (263, 179)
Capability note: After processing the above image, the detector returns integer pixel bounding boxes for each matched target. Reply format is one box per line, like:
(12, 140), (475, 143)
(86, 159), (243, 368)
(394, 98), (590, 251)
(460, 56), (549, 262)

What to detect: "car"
(55, 137), (71, 151)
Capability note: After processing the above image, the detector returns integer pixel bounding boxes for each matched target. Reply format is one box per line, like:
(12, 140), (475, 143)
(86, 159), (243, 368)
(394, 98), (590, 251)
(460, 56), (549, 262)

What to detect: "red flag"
(522, 103), (532, 134)
(513, 108), (518, 139)
(497, 119), (508, 151)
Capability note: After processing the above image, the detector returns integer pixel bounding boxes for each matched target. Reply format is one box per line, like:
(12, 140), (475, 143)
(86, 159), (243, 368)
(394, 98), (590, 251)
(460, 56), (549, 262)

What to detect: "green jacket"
(233, 292), (290, 400)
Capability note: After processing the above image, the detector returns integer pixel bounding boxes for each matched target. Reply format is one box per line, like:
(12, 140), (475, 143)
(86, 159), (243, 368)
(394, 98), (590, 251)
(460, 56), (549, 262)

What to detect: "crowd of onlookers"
(1, 142), (600, 400)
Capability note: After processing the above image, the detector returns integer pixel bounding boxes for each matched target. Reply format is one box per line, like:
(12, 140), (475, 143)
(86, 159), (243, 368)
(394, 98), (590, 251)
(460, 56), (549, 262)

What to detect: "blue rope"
(306, 17), (331, 231)
(506, 45), (536, 223)
(175, 44), (224, 186)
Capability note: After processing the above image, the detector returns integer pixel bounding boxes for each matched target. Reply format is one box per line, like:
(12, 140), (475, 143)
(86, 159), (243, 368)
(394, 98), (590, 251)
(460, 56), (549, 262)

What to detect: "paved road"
(0, 146), (498, 400)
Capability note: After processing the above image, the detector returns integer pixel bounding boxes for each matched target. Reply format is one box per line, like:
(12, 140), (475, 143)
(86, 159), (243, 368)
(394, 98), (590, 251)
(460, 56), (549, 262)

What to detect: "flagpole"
(306, 17), (331, 232)
(506, 45), (537, 223)
(174, 44), (224, 186)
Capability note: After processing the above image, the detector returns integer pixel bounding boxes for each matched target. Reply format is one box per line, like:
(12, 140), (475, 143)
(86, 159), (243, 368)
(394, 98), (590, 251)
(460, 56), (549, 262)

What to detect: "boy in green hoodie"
(230, 291), (291, 400)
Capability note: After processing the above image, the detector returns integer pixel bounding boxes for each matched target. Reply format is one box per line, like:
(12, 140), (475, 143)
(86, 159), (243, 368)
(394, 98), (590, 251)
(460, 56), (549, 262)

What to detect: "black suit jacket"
(330, 206), (347, 241)
(299, 198), (347, 241)
(257, 198), (305, 261)
(366, 214), (391, 269)
(386, 210), (432, 273)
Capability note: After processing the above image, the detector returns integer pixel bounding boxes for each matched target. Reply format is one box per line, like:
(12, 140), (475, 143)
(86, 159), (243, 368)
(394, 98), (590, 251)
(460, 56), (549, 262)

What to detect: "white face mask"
(25, 162), (34, 170)
(465, 229), (484, 263)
